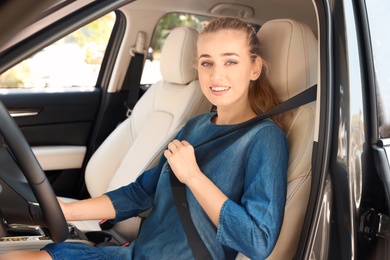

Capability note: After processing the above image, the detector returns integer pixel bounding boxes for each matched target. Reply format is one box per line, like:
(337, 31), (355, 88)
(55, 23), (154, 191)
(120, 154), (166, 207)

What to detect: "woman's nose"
(211, 64), (224, 81)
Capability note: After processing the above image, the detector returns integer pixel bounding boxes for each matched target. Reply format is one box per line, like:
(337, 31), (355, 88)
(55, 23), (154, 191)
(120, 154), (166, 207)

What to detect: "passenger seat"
(61, 27), (212, 239)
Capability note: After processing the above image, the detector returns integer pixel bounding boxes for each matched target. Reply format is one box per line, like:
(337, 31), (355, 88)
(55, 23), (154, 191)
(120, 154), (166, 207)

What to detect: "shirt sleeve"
(216, 125), (288, 259)
(105, 156), (167, 223)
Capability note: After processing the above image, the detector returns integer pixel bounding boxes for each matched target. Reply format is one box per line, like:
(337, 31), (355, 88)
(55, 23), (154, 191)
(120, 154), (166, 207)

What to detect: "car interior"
(0, 0), (323, 259)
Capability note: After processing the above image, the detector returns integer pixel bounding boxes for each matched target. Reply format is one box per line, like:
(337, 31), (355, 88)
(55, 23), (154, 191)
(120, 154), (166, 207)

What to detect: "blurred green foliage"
(151, 13), (209, 55)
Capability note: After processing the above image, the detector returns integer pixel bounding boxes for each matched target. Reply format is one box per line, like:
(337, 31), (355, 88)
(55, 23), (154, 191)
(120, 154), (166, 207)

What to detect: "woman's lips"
(211, 86), (230, 91)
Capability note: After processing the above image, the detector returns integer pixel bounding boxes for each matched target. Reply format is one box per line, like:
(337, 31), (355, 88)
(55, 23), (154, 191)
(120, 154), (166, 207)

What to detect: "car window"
(365, 0), (390, 139)
(0, 12), (116, 91)
(140, 13), (211, 85)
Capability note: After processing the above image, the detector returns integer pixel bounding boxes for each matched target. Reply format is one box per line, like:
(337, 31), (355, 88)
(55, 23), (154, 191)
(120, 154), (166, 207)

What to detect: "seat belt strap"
(170, 84), (317, 260)
(123, 32), (146, 117)
(195, 84), (317, 149)
(170, 172), (213, 260)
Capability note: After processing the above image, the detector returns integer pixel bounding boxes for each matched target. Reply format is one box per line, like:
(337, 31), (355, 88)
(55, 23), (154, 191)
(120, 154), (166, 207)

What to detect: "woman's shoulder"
(249, 118), (285, 136)
(247, 119), (288, 149)
(255, 118), (279, 128)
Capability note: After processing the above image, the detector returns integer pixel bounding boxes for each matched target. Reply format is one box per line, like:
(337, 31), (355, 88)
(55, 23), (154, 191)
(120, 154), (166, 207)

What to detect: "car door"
(364, 0), (390, 258)
(324, 0), (390, 259)
(365, 0), (390, 199)
(0, 1), (129, 200)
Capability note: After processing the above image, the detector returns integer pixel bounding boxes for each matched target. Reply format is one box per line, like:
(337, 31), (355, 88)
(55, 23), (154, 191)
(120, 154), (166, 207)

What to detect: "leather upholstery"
(63, 27), (212, 233)
(160, 26), (198, 84)
(236, 19), (318, 260)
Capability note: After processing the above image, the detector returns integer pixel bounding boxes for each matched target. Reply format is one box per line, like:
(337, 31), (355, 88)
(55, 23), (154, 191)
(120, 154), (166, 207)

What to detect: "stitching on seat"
(285, 174), (311, 204)
(179, 28), (188, 84)
(286, 103), (315, 180)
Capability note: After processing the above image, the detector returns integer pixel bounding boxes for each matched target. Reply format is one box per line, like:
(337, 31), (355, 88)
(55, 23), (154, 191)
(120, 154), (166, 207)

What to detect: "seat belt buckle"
(126, 108), (132, 118)
(122, 241), (131, 247)
(123, 101), (133, 118)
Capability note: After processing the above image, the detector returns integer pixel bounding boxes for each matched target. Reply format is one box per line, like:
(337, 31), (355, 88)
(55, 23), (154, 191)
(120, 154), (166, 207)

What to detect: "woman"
(2, 17), (288, 260)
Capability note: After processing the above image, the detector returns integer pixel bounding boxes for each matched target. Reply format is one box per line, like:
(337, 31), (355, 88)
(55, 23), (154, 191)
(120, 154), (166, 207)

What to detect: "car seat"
(236, 19), (318, 259)
(60, 26), (212, 237)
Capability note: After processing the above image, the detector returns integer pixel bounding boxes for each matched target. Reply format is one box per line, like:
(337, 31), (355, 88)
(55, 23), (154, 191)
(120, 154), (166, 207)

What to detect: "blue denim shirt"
(106, 113), (288, 259)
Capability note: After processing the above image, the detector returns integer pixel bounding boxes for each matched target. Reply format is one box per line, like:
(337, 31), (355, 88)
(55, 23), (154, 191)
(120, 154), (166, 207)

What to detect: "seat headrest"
(257, 19), (317, 101)
(160, 27), (198, 85)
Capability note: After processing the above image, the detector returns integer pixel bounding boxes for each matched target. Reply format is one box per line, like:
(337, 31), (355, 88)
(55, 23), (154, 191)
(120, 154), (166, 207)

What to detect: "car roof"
(0, 0), (317, 52)
(131, 0), (317, 30)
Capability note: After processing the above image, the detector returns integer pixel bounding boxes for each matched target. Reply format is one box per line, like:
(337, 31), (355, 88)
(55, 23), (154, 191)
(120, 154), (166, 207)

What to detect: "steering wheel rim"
(0, 101), (68, 242)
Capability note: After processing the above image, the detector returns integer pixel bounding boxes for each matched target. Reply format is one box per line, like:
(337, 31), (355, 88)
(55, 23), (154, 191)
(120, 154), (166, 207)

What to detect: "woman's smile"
(210, 85), (231, 95)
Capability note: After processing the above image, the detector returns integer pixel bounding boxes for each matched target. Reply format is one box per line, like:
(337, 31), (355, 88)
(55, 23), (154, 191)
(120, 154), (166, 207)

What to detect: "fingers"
(181, 140), (191, 147)
(164, 140), (192, 158)
(170, 140), (182, 151)
(164, 140), (178, 159)
(166, 140), (178, 157)
(168, 140), (190, 152)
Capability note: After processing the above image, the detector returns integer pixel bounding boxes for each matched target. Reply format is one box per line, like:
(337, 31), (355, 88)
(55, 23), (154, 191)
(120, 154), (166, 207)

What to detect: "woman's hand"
(164, 139), (228, 227)
(163, 140), (202, 184)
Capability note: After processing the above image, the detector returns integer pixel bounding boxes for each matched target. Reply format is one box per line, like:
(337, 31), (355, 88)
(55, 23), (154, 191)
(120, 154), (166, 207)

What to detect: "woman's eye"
(226, 60), (237, 65)
(201, 61), (212, 67)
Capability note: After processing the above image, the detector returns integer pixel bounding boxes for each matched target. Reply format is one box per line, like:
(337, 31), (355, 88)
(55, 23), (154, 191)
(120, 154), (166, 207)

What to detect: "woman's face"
(197, 29), (262, 111)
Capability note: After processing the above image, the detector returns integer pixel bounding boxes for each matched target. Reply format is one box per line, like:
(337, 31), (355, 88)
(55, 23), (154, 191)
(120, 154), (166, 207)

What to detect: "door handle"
(8, 109), (41, 117)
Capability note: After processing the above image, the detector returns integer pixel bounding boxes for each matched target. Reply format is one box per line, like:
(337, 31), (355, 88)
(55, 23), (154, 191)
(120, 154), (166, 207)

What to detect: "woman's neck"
(213, 106), (257, 125)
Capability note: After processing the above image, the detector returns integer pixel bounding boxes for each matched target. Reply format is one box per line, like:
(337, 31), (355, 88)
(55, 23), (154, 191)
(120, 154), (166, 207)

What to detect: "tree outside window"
(0, 12), (116, 89)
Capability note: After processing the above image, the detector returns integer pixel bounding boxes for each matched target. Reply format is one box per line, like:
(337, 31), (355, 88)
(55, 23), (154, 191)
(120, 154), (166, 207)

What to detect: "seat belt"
(170, 84), (317, 260)
(123, 32), (146, 117)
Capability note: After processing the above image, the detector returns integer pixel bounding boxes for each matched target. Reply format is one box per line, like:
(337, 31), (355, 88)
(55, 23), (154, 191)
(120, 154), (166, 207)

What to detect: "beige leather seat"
(236, 19), (318, 259)
(62, 26), (212, 236)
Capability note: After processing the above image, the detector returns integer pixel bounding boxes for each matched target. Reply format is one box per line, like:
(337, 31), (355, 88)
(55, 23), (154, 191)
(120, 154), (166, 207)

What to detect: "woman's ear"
(250, 56), (262, 81)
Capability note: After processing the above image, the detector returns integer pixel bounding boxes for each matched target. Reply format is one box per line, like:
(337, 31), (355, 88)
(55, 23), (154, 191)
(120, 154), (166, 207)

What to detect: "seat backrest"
(236, 19), (318, 260)
(261, 18), (317, 260)
(85, 27), (212, 197)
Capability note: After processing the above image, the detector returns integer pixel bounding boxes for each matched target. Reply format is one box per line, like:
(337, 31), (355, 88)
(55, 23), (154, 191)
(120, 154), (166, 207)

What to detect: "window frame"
(362, 0), (390, 140)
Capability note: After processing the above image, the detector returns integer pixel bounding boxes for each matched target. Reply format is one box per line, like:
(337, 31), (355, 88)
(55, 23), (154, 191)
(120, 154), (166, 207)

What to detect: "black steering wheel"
(0, 101), (68, 243)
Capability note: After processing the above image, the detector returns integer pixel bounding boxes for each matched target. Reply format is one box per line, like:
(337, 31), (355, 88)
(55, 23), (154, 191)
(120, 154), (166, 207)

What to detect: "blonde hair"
(199, 17), (286, 131)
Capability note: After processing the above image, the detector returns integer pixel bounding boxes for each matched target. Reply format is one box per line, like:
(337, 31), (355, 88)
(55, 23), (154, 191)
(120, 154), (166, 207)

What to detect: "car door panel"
(0, 88), (101, 198)
(0, 89), (100, 145)
(32, 146), (86, 171)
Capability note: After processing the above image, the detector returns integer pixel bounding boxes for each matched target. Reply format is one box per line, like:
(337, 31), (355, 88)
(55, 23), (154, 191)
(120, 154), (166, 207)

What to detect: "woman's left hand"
(163, 139), (201, 184)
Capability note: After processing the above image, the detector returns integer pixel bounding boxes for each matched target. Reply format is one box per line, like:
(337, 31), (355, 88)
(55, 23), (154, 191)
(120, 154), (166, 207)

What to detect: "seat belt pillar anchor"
(129, 31), (146, 57)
